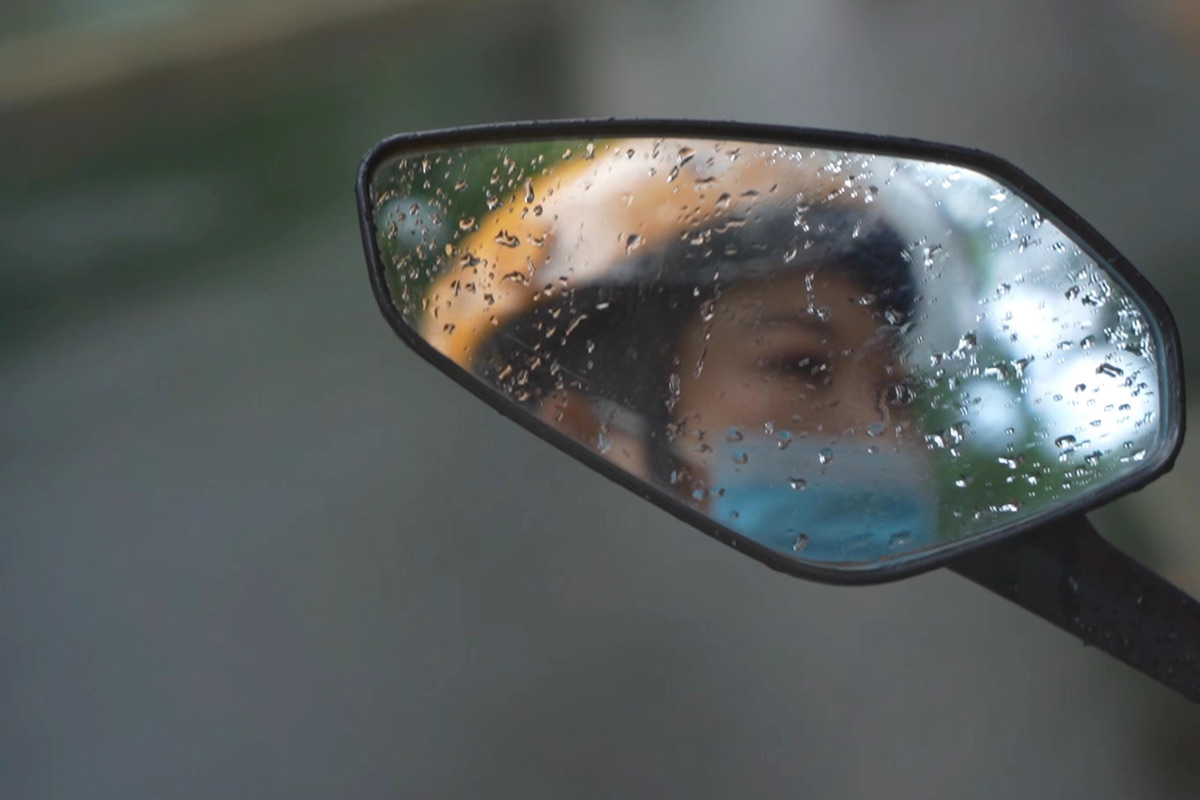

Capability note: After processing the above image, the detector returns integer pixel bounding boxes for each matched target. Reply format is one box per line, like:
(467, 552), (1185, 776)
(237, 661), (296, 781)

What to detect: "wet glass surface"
(372, 137), (1171, 568)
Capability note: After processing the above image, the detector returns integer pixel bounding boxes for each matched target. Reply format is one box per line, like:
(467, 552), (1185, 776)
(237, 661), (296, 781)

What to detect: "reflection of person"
(422, 140), (936, 564)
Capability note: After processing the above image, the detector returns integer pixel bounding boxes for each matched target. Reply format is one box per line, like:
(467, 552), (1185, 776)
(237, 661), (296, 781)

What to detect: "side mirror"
(357, 120), (1196, 699)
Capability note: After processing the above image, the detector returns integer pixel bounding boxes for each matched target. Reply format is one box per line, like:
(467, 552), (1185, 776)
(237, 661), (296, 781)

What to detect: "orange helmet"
(419, 138), (879, 372)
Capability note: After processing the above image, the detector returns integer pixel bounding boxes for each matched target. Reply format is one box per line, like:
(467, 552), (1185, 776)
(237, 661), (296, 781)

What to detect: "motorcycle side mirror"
(357, 120), (1197, 701)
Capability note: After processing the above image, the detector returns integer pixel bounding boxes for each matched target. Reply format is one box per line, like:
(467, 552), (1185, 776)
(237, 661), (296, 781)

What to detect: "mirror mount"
(951, 513), (1200, 701)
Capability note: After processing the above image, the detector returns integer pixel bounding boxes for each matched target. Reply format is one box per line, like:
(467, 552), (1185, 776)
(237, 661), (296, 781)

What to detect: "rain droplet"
(789, 477), (807, 491)
(777, 431), (793, 450)
(1054, 435), (1077, 449)
(494, 230), (520, 248)
(625, 233), (644, 255)
(1065, 285), (1081, 301)
(1074, 383), (1087, 393)
(792, 533), (810, 552)
(1096, 363), (1124, 378)
(887, 531), (913, 548)
(818, 447), (833, 465)
(732, 451), (749, 465)
(725, 427), (744, 443)
(955, 475), (974, 488)
(866, 422), (887, 437)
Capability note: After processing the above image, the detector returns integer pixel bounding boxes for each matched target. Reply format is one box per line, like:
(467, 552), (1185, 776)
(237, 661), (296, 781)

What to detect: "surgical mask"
(706, 434), (938, 564)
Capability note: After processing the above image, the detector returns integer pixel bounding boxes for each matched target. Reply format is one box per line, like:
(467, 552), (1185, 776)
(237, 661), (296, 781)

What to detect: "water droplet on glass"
(777, 431), (793, 450)
(625, 233), (644, 255)
(1054, 435), (1077, 449)
(789, 477), (807, 491)
(818, 447), (833, 465)
(1065, 285), (1081, 301)
(887, 531), (913, 549)
(792, 533), (810, 552)
(866, 422), (887, 438)
(732, 450), (749, 465)
(955, 475), (974, 488)
(1074, 383), (1087, 393)
(1097, 363), (1124, 378)
(725, 427), (744, 443)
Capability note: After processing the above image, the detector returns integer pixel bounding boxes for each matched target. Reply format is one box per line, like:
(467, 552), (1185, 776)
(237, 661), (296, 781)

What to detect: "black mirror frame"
(356, 118), (1186, 587)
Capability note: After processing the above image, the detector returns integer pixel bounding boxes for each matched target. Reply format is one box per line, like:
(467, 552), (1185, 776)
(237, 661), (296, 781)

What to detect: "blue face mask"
(706, 434), (938, 565)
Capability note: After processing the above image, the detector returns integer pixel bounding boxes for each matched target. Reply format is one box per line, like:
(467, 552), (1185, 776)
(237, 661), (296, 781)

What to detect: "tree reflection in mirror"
(369, 136), (1170, 570)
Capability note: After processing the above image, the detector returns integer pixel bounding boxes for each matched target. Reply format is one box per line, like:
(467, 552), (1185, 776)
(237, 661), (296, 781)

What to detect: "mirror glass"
(368, 136), (1171, 569)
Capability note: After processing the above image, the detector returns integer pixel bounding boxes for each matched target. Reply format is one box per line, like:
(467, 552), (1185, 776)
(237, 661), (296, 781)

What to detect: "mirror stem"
(949, 513), (1200, 702)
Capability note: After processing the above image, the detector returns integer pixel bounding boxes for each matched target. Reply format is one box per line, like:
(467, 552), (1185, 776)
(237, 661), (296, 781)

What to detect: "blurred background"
(3, 0), (1200, 797)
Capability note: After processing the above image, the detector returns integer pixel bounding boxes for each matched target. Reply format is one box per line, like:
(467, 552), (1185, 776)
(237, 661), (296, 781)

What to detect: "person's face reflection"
(534, 267), (910, 491)
(672, 269), (908, 474)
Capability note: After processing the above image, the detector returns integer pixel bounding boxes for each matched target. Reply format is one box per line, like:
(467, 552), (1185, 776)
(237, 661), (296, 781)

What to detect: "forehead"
(697, 270), (889, 337)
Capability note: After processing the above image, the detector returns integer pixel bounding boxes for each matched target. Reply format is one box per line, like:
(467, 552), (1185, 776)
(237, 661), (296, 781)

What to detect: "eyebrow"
(746, 310), (832, 334)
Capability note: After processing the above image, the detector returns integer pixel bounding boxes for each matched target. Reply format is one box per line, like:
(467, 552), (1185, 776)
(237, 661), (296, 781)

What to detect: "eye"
(758, 353), (833, 384)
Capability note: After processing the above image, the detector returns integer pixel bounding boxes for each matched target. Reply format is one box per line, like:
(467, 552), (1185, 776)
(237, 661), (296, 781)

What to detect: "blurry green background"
(3, 1), (1200, 797)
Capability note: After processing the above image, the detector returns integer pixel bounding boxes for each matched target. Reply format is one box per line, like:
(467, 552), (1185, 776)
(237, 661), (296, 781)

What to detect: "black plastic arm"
(949, 513), (1200, 702)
